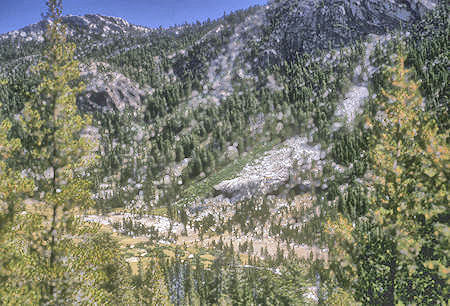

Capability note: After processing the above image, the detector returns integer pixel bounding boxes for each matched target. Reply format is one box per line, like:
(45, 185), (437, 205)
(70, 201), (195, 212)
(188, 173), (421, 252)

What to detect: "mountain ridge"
(0, 13), (153, 41)
(0, 0), (447, 303)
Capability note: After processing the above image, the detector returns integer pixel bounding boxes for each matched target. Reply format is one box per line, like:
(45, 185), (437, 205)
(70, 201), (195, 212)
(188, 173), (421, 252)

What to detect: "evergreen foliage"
(0, 2), (165, 304)
(328, 49), (449, 305)
(0, 0), (448, 304)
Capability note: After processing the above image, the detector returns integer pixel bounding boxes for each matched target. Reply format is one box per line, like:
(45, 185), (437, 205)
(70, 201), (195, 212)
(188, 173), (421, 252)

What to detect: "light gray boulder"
(77, 62), (147, 112)
(214, 137), (324, 202)
(264, 0), (437, 59)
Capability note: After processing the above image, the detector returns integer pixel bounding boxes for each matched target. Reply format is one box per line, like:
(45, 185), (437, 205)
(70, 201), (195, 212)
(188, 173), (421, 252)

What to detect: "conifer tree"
(364, 51), (448, 304)
(1, 1), (137, 304)
(18, 1), (97, 299)
(0, 106), (36, 304)
(328, 50), (448, 305)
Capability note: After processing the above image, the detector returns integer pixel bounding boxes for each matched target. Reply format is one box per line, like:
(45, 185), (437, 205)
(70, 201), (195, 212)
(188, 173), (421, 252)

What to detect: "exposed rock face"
(2, 0), (436, 114)
(78, 62), (147, 112)
(84, 213), (185, 236)
(0, 14), (151, 42)
(214, 137), (325, 202)
(265, 0), (436, 59)
(205, 6), (266, 100)
(332, 34), (388, 131)
(0, 0), (440, 208)
(213, 32), (396, 202)
(335, 85), (369, 124)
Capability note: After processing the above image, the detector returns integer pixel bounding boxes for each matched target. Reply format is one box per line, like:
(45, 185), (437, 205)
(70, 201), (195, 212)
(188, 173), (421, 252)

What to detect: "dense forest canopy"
(0, 0), (448, 304)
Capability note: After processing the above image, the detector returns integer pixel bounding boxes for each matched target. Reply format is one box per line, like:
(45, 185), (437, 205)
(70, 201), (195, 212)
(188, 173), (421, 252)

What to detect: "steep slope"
(0, 14), (152, 42)
(0, 0), (447, 303)
(0, 0), (440, 230)
(0, 0), (440, 213)
(262, 0), (437, 60)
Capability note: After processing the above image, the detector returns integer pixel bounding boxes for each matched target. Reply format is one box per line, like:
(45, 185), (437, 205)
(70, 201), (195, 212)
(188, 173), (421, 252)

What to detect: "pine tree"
(364, 51), (448, 304)
(0, 107), (36, 304)
(18, 1), (98, 299)
(0, 1), (139, 303)
(328, 49), (449, 305)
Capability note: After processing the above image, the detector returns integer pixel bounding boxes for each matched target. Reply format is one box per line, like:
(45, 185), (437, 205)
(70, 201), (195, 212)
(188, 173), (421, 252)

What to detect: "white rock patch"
(334, 85), (369, 125)
(214, 137), (324, 202)
(83, 213), (186, 236)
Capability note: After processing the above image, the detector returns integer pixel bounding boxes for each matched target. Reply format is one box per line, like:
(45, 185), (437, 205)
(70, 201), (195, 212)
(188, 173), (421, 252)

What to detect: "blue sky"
(0, 0), (267, 34)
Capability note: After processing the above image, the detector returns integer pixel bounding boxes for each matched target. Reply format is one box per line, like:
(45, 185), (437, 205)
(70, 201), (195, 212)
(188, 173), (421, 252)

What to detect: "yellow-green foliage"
(0, 1), (142, 304)
(326, 288), (360, 306)
(20, 1), (96, 206)
(327, 50), (448, 304)
(0, 113), (36, 304)
(0, 119), (35, 205)
(0, 1), (169, 303)
(15, 1), (102, 301)
(367, 52), (449, 283)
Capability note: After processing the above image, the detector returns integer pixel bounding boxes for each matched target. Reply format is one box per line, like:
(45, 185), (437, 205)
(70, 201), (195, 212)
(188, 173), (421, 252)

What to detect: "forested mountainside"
(0, 0), (448, 304)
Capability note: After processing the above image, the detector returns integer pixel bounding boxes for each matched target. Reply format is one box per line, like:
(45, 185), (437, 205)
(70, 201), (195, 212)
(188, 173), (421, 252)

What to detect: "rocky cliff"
(263, 0), (437, 59)
(0, 14), (152, 42)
